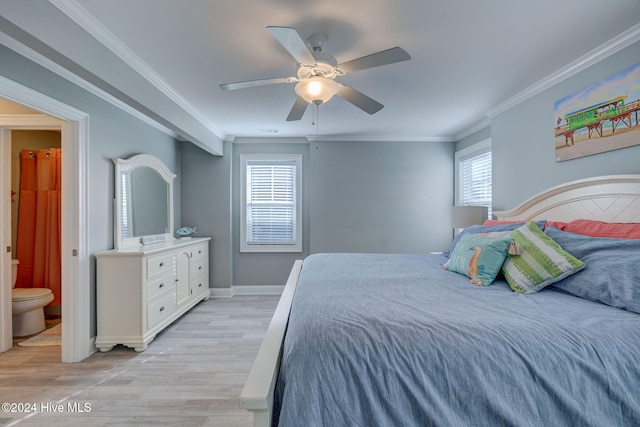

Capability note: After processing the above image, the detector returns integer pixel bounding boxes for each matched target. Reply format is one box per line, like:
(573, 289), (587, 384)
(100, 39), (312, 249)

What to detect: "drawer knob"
(198, 250), (202, 254)
(159, 306), (165, 312)
(159, 283), (165, 288)
(159, 262), (165, 267)
(198, 266), (202, 270)
(198, 283), (202, 288)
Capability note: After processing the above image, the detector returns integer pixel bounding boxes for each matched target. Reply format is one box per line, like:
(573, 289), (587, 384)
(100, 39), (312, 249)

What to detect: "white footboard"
(240, 260), (303, 427)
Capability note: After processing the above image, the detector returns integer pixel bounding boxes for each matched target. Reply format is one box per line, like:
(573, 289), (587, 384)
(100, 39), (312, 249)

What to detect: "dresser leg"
(134, 343), (148, 352)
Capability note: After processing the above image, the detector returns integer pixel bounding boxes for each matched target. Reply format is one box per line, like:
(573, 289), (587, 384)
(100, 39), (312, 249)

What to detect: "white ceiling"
(1, 0), (640, 151)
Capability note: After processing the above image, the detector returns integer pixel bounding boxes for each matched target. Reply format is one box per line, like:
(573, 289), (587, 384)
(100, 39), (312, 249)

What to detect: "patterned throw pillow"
(443, 233), (513, 286)
(502, 221), (584, 294)
(444, 221), (546, 258)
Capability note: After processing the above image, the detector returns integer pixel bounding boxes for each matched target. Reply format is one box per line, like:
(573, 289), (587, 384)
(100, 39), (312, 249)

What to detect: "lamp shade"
(451, 205), (488, 228)
(295, 77), (339, 104)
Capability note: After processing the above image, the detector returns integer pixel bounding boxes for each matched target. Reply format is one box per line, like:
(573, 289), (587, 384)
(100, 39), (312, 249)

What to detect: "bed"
(240, 174), (640, 427)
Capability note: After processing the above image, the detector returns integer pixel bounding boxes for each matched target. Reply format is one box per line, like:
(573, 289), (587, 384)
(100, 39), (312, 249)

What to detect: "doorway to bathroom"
(11, 128), (62, 327)
(0, 76), (90, 362)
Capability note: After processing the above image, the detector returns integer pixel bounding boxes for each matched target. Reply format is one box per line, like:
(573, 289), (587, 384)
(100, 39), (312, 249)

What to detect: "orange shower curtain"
(15, 148), (62, 306)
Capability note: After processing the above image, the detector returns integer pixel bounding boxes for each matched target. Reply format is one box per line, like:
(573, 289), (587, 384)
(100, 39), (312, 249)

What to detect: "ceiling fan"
(219, 26), (411, 121)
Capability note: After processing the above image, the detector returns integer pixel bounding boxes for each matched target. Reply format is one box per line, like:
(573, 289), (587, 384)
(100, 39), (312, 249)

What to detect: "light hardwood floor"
(0, 295), (279, 426)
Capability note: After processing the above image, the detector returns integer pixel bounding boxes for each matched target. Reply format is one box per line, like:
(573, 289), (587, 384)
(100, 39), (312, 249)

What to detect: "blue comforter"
(273, 253), (640, 427)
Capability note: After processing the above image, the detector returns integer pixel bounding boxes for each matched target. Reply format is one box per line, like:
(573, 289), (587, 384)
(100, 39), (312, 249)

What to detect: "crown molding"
(454, 118), (491, 141)
(305, 134), (454, 143)
(486, 23), (640, 118)
(0, 75), (87, 122)
(0, 31), (178, 139)
(232, 136), (309, 144)
(49, 0), (226, 140)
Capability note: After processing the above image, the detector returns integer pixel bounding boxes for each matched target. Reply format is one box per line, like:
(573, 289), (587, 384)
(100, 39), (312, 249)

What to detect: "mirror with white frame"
(113, 154), (176, 249)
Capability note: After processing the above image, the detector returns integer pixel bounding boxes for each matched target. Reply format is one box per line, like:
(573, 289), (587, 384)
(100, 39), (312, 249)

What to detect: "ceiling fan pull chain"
(315, 102), (320, 150)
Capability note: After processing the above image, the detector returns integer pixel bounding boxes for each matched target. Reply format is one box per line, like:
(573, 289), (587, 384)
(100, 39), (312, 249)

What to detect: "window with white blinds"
(455, 139), (492, 219)
(121, 172), (129, 237)
(240, 155), (302, 252)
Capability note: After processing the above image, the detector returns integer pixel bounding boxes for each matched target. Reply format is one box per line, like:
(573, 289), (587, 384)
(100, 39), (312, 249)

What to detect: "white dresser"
(95, 237), (211, 352)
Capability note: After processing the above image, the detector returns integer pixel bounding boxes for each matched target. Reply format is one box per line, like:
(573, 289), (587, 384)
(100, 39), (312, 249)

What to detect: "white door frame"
(0, 75), (90, 362)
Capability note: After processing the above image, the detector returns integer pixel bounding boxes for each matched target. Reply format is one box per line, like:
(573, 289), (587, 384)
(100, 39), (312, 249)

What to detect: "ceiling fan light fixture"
(221, 26), (411, 120)
(295, 77), (339, 104)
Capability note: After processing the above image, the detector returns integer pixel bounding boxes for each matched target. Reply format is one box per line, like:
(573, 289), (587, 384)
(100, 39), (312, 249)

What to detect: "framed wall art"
(554, 62), (640, 162)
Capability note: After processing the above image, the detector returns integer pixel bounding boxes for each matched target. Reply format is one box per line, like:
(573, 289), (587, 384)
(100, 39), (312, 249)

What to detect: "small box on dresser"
(95, 237), (211, 352)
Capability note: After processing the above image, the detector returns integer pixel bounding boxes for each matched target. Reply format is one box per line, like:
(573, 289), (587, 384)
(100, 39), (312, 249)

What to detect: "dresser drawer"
(191, 243), (208, 260)
(191, 257), (207, 276)
(147, 253), (174, 278)
(147, 291), (175, 329)
(145, 273), (175, 301)
(191, 273), (209, 295)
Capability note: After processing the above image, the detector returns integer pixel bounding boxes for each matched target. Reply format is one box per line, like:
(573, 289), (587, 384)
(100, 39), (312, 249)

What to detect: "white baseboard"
(233, 285), (284, 295)
(209, 288), (234, 298)
(209, 285), (284, 297)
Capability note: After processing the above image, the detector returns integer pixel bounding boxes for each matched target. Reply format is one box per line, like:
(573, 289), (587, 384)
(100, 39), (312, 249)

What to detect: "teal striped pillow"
(502, 221), (585, 294)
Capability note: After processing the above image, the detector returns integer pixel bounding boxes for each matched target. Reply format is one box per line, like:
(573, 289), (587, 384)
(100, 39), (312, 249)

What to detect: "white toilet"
(11, 259), (54, 337)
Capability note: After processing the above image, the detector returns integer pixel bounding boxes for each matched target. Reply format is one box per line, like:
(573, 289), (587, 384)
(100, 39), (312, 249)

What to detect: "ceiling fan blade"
(219, 76), (296, 91)
(337, 85), (384, 115)
(338, 47), (411, 74)
(286, 96), (309, 121)
(267, 26), (316, 66)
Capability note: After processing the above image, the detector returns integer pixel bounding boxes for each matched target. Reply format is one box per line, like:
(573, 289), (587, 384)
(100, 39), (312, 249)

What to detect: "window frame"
(454, 138), (492, 219)
(240, 154), (302, 253)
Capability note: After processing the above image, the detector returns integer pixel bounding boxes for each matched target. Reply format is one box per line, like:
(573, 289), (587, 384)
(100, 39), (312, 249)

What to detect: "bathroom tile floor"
(0, 295), (279, 426)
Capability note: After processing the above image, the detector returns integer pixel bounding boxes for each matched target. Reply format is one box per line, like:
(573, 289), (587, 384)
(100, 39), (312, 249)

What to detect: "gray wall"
(181, 138), (454, 289)
(0, 45), (181, 336)
(455, 125), (491, 152)
(310, 140), (453, 254)
(181, 141), (233, 289)
(232, 141), (311, 287)
(182, 139), (311, 289)
(491, 40), (640, 211)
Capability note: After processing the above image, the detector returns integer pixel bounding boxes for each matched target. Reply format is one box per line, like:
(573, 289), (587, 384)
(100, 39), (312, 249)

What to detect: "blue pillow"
(445, 220), (546, 257)
(545, 226), (640, 314)
(443, 233), (513, 286)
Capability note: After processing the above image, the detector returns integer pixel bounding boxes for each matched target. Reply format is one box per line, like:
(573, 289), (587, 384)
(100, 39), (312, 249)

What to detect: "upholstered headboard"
(493, 175), (640, 223)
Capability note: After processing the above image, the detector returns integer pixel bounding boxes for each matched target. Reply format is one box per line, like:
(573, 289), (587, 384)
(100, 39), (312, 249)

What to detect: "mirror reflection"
(113, 154), (175, 249)
(122, 167), (169, 238)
